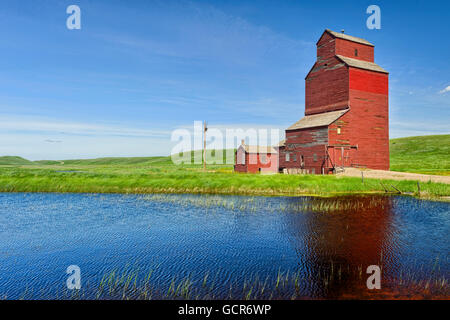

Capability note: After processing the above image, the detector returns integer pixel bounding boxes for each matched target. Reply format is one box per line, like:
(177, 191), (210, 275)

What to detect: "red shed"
(279, 29), (389, 174)
(234, 142), (279, 174)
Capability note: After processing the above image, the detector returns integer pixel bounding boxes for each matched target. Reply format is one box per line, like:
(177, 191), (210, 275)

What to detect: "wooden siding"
(234, 147), (279, 173)
(335, 38), (374, 62)
(305, 56), (349, 115)
(280, 127), (329, 174)
(327, 68), (389, 170)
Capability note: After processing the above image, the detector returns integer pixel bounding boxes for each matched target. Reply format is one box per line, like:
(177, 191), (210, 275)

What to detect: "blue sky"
(0, 0), (449, 160)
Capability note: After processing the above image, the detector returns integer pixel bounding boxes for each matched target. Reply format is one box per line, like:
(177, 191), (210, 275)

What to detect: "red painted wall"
(349, 68), (388, 95)
(307, 33), (377, 116)
(280, 127), (329, 174)
(234, 149), (279, 173)
(335, 38), (374, 62)
(305, 56), (349, 115)
(328, 68), (389, 170)
(317, 32), (374, 62)
(317, 32), (337, 60)
(234, 147), (247, 172)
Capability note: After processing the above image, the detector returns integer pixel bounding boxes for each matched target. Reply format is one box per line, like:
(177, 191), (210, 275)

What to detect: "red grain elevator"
(279, 29), (389, 173)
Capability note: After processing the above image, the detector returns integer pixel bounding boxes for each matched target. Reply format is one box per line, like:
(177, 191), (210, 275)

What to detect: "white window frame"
(260, 153), (267, 164)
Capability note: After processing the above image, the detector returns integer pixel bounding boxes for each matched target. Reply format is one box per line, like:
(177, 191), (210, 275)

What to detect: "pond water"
(0, 193), (448, 299)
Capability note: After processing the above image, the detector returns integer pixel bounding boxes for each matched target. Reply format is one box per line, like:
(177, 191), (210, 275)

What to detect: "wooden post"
(417, 181), (421, 195)
(203, 121), (207, 172)
(361, 171), (364, 183)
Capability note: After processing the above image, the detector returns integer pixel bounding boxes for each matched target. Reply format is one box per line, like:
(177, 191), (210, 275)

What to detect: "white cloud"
(94, 2), (311, 67)
(0, 115), (171, 138)
(439, 86), (450, 94)
(0, 133), (172, 161)
(0, 115), (174, 160)
(0, 115), (287, 160)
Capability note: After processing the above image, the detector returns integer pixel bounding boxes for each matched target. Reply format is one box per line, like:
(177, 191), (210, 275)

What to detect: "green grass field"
(0, 135), (448, 198)
(390, 134), (450, 175)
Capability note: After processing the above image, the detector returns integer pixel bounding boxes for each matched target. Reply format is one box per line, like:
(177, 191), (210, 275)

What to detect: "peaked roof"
(323, 29), (374, 47)
(287, 109), (349, 131)
(276, 139), (285, 147)
(336, 55), (388, 74)
(240, 145), (278, 154)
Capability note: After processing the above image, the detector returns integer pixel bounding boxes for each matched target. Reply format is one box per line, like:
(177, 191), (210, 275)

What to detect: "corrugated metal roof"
(336, 55), (388, 74)
(242, 145), (278, 154)
(326, 29), (374, 47)
(287, 109), (349, 131)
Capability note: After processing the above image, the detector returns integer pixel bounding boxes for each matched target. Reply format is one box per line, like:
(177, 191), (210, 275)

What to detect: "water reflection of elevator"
(282, 196), (395, 298)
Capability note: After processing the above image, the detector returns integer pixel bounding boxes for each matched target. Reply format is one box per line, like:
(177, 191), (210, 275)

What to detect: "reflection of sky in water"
(0, 193), (448, 299)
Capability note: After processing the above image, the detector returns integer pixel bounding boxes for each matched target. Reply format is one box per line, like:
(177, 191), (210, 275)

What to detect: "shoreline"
(1, 187), (448, 202)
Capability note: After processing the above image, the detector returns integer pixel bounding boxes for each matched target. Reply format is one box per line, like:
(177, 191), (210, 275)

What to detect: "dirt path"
(337, 167), (450, 184)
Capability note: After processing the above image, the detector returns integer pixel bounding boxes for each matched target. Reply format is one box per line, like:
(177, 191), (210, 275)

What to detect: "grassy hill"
(0, 156), (34, 166)
(390, 134), (450, 175)
(33, 150), (236, 167)
(1, 136), (448, 175)
(55, 156), (172, 166)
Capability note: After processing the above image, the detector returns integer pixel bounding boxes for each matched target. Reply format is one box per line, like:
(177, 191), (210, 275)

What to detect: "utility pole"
(203, 121), (208, 172)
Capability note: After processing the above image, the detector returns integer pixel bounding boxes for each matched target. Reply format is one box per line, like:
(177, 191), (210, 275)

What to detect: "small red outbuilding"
(234, 142), (278, 174)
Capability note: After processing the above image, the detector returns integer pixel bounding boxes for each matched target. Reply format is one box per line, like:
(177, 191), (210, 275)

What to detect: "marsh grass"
(142, 193), (393, 214)
(13, 262), (448, 300)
